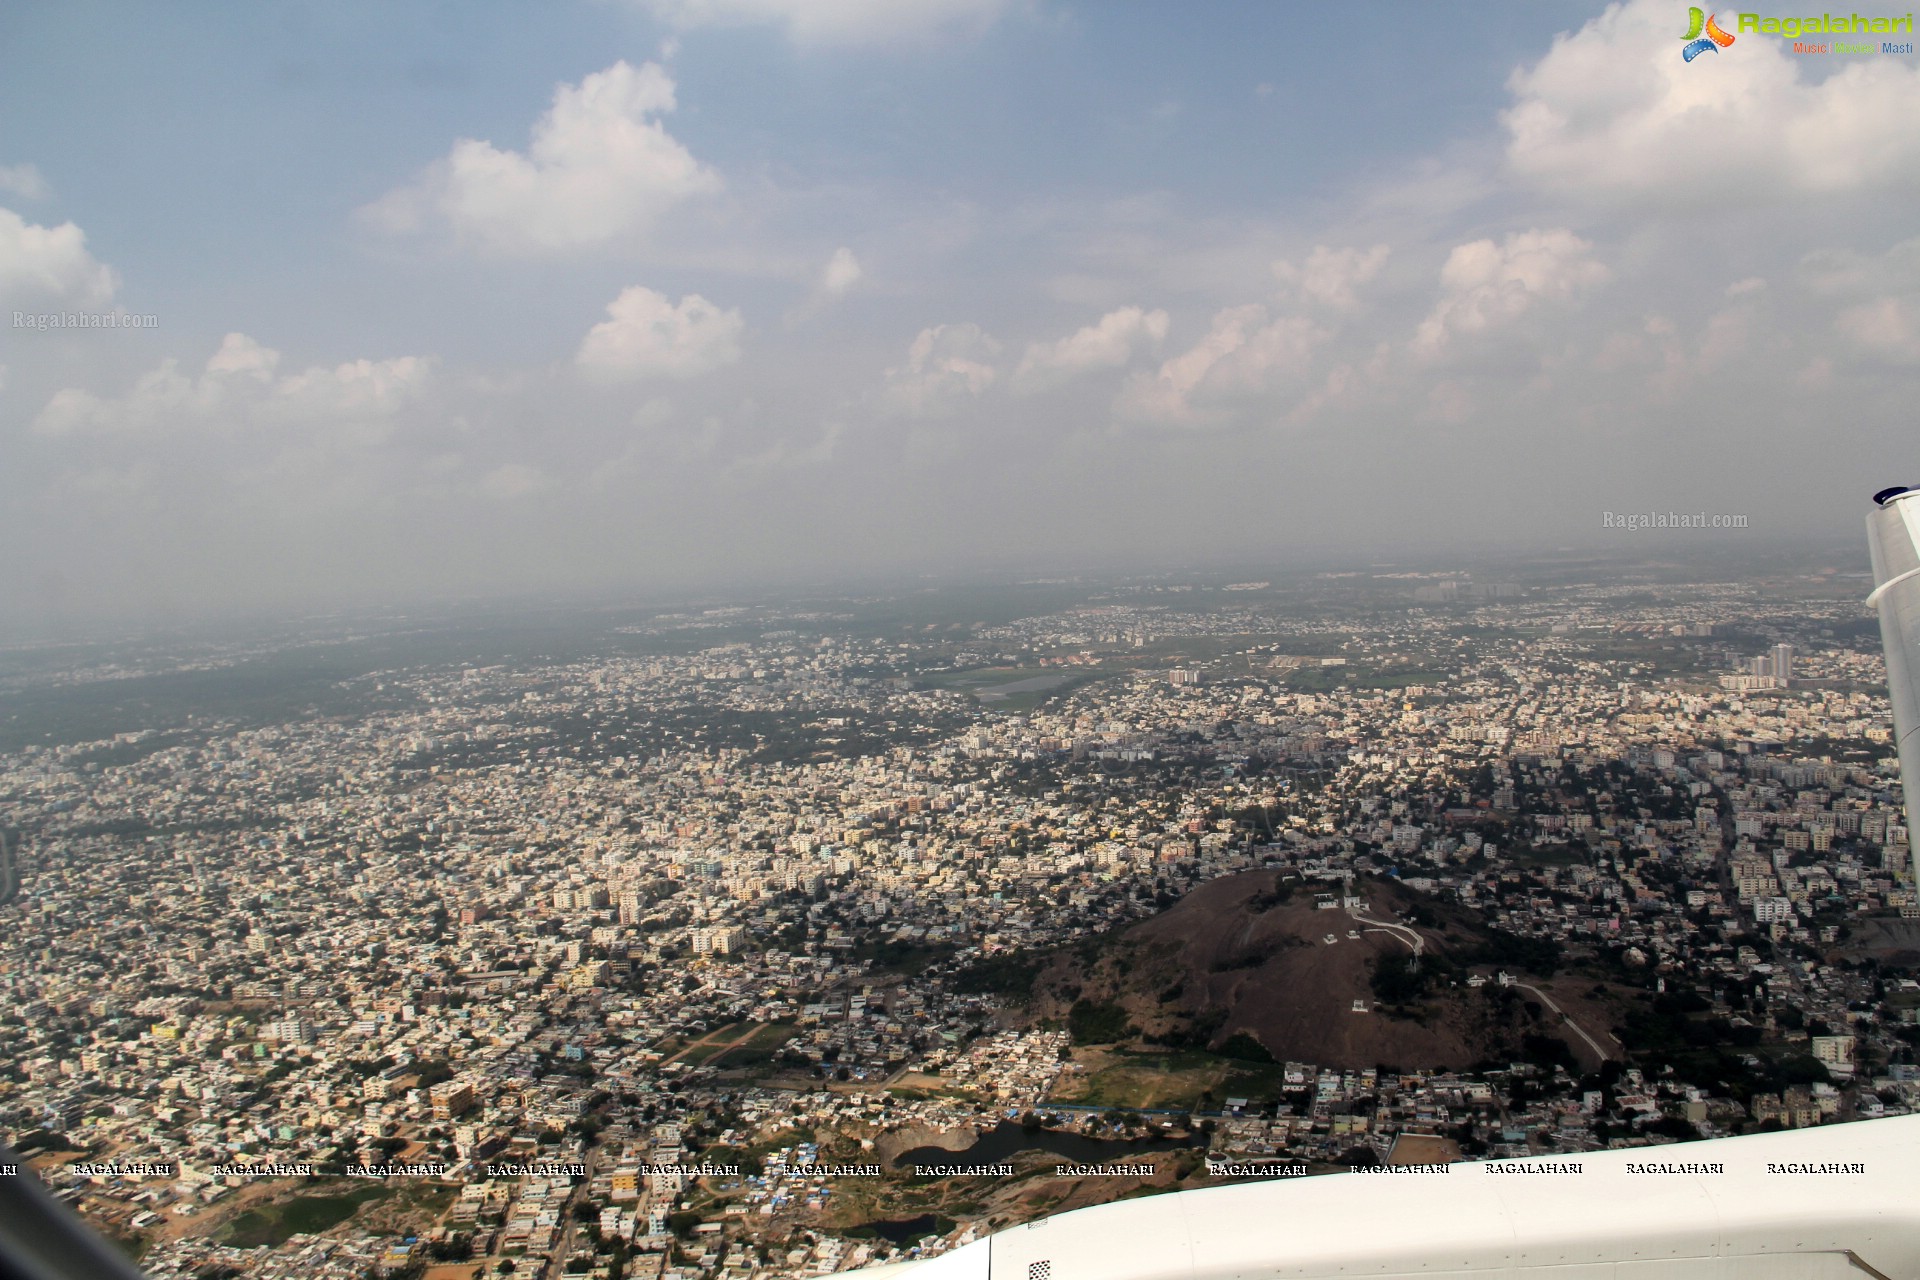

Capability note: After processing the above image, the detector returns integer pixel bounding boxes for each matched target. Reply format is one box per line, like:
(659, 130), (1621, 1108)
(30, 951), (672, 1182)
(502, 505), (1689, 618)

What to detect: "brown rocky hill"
(1024, 870), (1581, 1072)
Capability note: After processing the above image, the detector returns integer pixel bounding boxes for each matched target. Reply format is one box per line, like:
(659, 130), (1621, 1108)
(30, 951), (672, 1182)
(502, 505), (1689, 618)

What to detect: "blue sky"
(4, 0), (1919, 632)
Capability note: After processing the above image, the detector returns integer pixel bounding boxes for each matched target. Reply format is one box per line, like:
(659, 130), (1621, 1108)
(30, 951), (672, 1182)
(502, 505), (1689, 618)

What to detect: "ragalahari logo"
(1682, 7), (1737, 57)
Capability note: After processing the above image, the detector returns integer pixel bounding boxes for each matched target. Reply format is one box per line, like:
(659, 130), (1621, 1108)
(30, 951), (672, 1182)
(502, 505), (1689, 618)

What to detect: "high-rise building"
(1770, 643), (1795, 681)
(268, 1014), (316, 1045)
(692, 925), (747, 955)
(429, 1079), (475, 1120)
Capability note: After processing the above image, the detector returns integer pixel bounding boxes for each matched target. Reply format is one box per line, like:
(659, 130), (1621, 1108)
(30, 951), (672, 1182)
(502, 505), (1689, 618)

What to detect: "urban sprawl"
(4, 565), (1918, 1280)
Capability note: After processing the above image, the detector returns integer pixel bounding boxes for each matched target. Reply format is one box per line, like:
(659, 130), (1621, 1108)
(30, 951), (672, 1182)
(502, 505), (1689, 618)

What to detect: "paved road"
(539, 1143), (605, 1280)
(1346, 909), (1424, 957)
(1510, 982), (1613, 1064)
(1342, 910), (1611, 1064)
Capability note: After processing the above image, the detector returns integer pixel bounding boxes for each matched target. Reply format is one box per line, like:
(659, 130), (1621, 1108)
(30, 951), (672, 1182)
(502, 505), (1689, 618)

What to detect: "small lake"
(891, 1120), (1195, 1170)
(861, 1214), (941, 1244)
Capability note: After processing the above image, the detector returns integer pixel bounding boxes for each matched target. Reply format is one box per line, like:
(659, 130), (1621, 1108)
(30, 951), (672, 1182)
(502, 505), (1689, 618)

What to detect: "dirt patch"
(1834, 917), (1920, 967)
(1030, 871), (1584, 1072)
(873, 1124), (979, 1165)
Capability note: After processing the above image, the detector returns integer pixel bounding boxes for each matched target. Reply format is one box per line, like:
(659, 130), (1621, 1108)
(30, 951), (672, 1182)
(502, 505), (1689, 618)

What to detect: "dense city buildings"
(4, 559), (1917, 1279)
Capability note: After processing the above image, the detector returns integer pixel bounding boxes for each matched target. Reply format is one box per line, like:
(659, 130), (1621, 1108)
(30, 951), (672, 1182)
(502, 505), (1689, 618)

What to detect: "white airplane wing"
(1868, 484), (1920, 833)
(849, 1110), (1920, 1280)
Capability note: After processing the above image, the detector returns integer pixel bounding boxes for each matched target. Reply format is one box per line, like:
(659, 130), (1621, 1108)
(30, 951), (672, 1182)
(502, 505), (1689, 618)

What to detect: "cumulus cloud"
(1117, 305), (1325, 428)
(575, 285), (744, 380)
(1799, 236), (1920, 297)
(476, 462), (558, 500)
(1014, 306), (1168, 391)
(820, 247), (863, 298)
(0, 207), (116, 307)
(784, 247), (865, 325)
(881, 323), (999, 417)
(33, 333), (430, 437)
(361, 61), (718, 255)
(1503, 0), (1920, 206)
(1273, 245), (1389, 309)
(276, 357), (435, 422)
(632, 0), (1010, 47)
(1795, 237), (1920, 364)
(1837, 297), (1920, 363)
(0, 164), (49, 201)
(1414, 229), (1609, 356)
(205, 332), (280, 380)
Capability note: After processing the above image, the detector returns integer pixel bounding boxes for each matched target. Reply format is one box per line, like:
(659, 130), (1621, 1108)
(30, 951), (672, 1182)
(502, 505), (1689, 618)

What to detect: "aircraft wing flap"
(1867, 489), (1920, 834)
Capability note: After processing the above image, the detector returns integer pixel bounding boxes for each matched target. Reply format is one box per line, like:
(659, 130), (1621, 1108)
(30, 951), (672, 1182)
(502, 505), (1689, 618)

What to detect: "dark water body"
(861, 1214), (940, 1244)
(892, 1121), (1195, 1170)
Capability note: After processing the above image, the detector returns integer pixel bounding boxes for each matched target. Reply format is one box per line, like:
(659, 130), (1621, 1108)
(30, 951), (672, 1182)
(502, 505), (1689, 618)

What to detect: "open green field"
(664, 1019), (800, 1068)
(219, 1182), (390, 1247)
(853, 937), (960, 976)
(383, 1179), (460, 1221)
(885, 1076), (977, 1103)
(702, 1019), (798, 1068)
(1508, 843), (1588, 868)
(1051, 1049), (1291, 1111)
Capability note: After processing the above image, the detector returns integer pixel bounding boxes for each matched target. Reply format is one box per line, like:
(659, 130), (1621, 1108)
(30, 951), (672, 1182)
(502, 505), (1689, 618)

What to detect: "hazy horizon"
(0, 529), (1873, 652)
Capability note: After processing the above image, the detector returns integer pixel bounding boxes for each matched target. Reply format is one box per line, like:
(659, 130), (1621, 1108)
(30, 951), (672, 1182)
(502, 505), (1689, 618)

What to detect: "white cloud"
(1117, 305), (1325, 427)
(881, 323), (999, 417)
(0, 164), (49, 201)
(476, 462), (558, 500)
(1273, 244), (1389, 309)
(576, 285), (744, 380)
(1799, 236), (1920, 297)
(0, 207), (116, 307)
(633, 0), (1010, 47)
(784, 247), (865, 325)
(275, 356), (435, 420)
(1014, 306), (1168, 391)
(33, 333), (430, 437)
(1837, 297), (1920, 363)
(361, 61), (718, 255)
(1414, 229), (1609, 356)
(1797, 237), (1920, 364)
(1503, 0), (1920, 206)
(731, 420), (845, 474)
(205, 332), (281, 380)
(820, 247), (863, 298)
(36, 363), (218, 437)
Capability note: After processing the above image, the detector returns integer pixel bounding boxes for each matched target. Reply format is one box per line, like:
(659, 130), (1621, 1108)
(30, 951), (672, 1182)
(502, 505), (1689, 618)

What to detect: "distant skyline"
(5, 0), (1920, 636)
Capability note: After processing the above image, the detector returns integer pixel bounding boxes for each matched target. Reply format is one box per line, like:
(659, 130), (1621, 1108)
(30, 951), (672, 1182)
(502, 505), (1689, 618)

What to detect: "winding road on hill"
(1510, 981), (1613, 1064)
(1345, 908), (1424, 958)
(1344, 906), (1612, 1063)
